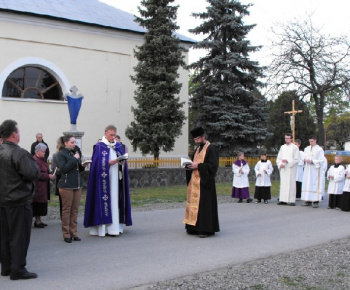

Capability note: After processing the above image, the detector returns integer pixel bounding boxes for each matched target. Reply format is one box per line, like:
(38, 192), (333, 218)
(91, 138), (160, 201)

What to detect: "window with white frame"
(2, 66), (63, 100)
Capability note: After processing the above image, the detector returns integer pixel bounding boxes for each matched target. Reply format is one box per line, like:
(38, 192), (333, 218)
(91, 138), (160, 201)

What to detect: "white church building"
(0, 0), (192, 158)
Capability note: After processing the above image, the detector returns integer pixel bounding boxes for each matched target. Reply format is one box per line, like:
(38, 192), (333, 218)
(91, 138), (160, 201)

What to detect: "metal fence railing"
(126, 155), (343, 169)
(48, 155), (344, 170)
(127, 156), (279, 169)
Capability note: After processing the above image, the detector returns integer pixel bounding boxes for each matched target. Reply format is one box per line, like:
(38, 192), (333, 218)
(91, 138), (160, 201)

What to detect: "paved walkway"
(1, 197), (349, 289)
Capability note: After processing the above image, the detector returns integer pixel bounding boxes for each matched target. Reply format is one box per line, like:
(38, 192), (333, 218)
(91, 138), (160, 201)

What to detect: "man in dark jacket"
(0, 120), (40, 280)
(30, 133), (50, 162)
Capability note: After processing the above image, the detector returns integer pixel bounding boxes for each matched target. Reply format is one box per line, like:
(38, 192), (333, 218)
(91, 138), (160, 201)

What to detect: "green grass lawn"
(49, 180), (280, 208)
(130, 180), (280, 207)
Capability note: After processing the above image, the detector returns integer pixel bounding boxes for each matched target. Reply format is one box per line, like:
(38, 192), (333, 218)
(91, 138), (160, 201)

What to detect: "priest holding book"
(84, 125), (132, 237)
(184, 126), (220, 238)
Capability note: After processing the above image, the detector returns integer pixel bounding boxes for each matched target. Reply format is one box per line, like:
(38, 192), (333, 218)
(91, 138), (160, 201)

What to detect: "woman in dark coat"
(33, 143), (55, 228)
(56, 135), (86, 243)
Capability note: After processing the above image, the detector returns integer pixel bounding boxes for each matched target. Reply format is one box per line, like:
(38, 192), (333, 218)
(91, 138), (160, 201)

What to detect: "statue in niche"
(64, 86), (83, 127)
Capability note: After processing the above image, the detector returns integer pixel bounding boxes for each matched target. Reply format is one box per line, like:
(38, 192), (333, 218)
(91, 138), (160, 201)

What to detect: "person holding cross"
(276, 133), (299, 206)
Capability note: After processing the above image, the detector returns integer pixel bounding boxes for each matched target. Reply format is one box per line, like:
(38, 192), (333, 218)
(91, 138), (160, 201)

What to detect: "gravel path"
(146, 238), (350, 290)
(45, 197), (350, 290)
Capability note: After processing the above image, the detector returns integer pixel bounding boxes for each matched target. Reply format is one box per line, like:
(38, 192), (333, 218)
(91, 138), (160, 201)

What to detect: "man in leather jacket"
(0, 120), (39, 280)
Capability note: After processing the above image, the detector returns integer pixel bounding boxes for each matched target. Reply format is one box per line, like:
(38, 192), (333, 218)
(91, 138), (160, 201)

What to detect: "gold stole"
(183, 141), (210, 226)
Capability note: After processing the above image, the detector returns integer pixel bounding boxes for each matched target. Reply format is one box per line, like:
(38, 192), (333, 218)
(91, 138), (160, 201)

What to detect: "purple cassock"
(84, 142), (132, 228)
(231, 159), (250, 199)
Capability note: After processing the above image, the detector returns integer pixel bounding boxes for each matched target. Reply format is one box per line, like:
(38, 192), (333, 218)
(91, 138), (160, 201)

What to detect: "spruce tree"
(125, 0), (186, 159)
(189, 0), (268, 156)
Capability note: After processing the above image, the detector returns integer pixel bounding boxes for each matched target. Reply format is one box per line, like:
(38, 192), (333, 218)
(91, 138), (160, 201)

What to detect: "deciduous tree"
(268, 17), (350, 147)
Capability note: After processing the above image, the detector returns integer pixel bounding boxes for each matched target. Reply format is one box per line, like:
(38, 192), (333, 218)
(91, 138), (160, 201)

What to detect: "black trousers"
(296, 181), (302, 199)
(0, 204), (33, 274)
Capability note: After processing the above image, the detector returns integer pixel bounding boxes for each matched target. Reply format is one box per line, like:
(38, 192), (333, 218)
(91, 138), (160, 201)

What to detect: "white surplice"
(276, 143), (299, 203)
(296, 150), (305, 182)
(301, 144), (325, 202)
(327, 165), (345, 195)
(343, 165), (350, 192)
(232, 162), (250, 188)
(89, 136), (123, 237)
(254, 160), (273, 187)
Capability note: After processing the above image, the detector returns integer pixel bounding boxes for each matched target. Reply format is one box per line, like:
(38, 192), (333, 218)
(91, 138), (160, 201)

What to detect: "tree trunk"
(314, 93), (325, 147)
(153, 153), (159, 168)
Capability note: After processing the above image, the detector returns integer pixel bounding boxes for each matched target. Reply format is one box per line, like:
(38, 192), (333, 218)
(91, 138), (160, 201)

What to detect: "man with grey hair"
(30, 133), (50, 161)
(0, 120), (39, 280)
(84, 125), (132, 237)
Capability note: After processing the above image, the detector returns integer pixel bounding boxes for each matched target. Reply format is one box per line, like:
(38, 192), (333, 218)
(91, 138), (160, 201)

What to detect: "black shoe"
(246, 198), (253, 203)
(277, 202), (287, 205)
(10, 271), (38, 280)
(72, 237), (81, 241)
(238, 199), (243, 203)
(290, 203), (296, 206)
(186, 229), (198, 235)
(1, 270), (11, 276)
(199, 234), (209, 238)
(34, 222), (44, 228)
(198, 231), (214, 238)
(106, 233), (116, 237)
(41, 222), (48, 227)
(64, 238), (72, 243)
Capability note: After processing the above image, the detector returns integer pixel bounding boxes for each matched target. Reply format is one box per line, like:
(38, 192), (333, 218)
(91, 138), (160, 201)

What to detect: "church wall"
(0, 13), (190, 159)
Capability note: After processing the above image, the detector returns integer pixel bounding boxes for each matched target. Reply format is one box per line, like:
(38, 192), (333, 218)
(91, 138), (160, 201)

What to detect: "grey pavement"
(1, 197), (349, 289)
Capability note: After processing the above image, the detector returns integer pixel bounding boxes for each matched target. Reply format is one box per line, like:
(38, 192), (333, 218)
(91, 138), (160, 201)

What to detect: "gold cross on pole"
(284, 100), (302, 142)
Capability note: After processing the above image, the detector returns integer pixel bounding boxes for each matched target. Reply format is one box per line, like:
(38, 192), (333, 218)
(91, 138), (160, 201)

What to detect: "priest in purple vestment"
(84, 125), (132, 237)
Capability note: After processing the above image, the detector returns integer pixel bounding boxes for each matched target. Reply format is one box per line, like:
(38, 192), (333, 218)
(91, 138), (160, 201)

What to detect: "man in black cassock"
(184, 126), (220, 238)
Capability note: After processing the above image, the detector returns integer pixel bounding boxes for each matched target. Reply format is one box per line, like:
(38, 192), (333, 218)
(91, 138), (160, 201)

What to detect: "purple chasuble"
(84, 142), (132, 228)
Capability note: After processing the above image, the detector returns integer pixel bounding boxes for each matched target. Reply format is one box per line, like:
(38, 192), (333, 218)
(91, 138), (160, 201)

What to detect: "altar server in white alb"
(327, 155), (345, 209)
(231, 152), (252, 203)
(340, 164), (350, 211)
(254, 152), (273, 204)
(276, 133), (299, 206)
(301, 136), (325, 208)
(295, 139), (304, 199)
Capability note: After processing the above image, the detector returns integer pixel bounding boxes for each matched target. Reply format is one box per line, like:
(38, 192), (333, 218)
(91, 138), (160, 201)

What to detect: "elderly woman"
(33, 143), (55, 228)
(57, 135), (86, 243)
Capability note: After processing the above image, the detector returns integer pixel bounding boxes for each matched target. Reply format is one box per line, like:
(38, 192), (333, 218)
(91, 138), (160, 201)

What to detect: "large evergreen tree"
(125, 0), (186, 159)
(189, 0), (268, 156)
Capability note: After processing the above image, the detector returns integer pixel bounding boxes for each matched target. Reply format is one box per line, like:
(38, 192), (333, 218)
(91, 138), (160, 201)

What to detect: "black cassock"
(185, 143), (220, 234)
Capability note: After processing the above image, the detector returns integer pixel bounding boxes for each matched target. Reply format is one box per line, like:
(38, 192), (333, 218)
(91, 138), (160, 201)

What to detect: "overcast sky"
(99, 0), (350, 65)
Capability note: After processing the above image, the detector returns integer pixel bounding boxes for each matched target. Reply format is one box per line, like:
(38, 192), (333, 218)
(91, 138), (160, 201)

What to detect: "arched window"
(2, 66), (63, 100)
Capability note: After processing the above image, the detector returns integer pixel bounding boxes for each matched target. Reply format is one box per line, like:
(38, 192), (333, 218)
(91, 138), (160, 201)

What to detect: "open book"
(181, 157), (192, 168)
(117, 153), (129, 161)
(82, 159), (92, 166)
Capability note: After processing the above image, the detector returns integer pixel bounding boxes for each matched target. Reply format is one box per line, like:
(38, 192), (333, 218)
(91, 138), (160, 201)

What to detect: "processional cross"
(284, 100), (302, 142)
